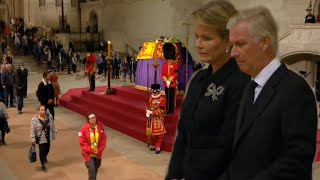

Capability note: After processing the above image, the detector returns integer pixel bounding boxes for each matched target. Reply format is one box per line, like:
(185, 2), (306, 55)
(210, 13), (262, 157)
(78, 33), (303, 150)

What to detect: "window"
(71, 0), (78, 7)
(39, 0), (45, 7)
(56, 0), (62, 7)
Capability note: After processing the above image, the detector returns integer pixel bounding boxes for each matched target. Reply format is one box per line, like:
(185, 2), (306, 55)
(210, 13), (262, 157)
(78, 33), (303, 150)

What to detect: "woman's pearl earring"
(225, 48), (230, 53)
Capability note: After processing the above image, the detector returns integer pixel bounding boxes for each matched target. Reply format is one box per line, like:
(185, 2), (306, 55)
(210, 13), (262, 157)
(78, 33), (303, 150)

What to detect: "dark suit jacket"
(16, 68), (27, 96)
(227, 64), (317, 180)
(37, 80), (54, 105)
(166, 59), (250, 180)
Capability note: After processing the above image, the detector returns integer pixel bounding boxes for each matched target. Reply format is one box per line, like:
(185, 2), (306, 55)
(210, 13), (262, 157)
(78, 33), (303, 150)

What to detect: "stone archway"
(89, 10), (98, 33)
(281, 53), (320, 97)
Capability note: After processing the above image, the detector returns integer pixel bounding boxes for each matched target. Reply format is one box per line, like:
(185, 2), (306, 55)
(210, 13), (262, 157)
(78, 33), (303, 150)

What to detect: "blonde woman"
(30, 105), (55, 172)
(166, 1), (250, 179)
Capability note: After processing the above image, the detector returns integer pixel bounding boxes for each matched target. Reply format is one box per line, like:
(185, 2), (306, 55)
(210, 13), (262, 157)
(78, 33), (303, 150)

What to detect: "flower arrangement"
(154, 36), (185, 47)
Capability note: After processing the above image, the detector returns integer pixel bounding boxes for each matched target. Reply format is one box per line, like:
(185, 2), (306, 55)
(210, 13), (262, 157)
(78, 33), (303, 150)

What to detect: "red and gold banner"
(137, 41), (183, 66)
(137, 42), (157, 60)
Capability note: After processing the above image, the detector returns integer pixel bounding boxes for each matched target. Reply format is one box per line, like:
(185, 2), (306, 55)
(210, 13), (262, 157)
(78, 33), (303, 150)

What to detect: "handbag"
(28, 145), (37, 163)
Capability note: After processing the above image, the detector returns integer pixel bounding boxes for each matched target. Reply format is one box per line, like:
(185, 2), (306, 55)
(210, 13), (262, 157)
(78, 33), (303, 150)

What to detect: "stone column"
(6, 0), (14, 19)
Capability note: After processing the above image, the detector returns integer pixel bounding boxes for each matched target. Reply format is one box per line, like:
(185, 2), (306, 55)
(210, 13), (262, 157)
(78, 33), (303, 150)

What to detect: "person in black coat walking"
(2, 64), (16, 107)
(16, 63), (27, 114)
(37, 71), (55, 120)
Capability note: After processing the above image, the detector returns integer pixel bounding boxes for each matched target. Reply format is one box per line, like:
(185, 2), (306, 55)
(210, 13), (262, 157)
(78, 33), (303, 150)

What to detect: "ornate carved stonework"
(279, 24), (320, 59)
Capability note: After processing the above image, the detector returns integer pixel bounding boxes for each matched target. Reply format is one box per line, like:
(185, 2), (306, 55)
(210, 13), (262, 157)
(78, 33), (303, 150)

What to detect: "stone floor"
(0, 60), (319, 180)
(0, 70), (169, 180)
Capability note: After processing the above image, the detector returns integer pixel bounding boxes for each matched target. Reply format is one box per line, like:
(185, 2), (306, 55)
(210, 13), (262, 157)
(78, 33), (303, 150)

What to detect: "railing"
(125, 43), (139, 56)
(279, 23), (320, 41)
(52, 27), (103, 51)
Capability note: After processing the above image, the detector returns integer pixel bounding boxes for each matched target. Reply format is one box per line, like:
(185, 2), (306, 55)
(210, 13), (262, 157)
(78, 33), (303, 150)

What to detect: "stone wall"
(24, 0), (316, 56)
(99, 0), (312, 56)
(24, 0), (79, 31)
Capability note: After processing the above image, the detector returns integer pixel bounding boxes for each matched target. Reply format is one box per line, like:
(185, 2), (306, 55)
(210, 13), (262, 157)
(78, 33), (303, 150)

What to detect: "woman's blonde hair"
(191, 0), (238, 38)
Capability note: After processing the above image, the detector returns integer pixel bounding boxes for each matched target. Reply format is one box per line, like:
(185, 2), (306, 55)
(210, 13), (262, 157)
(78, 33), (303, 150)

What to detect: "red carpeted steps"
(60, 86), (182, 152)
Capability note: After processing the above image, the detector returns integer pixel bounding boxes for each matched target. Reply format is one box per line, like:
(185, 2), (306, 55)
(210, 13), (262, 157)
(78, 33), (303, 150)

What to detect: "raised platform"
(59, 85), (320, 158)
(59, 86), (182, 152)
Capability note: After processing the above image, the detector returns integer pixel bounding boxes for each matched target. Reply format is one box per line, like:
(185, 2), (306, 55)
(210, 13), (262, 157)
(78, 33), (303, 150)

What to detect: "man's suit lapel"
(233, 86), (248, 148)
(234, 64), (286, 150)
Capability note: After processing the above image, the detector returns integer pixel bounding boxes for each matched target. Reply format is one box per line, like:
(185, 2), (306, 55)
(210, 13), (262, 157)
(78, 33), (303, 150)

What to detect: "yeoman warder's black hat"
(150, 84), (161, 93)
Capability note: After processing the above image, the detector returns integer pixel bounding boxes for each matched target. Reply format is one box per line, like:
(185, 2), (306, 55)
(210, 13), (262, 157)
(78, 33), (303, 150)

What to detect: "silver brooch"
(205, 83), (224, 101)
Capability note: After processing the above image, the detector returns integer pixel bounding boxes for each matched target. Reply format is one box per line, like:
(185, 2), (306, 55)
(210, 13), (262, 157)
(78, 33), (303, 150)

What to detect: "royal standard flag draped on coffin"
(137, 42), (157, 60)
(137, 41), (182, 66)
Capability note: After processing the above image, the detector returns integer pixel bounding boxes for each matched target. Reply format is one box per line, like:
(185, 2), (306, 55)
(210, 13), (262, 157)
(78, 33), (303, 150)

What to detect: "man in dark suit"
(17, 62), (28, 98)
(16, 62), (28, 113)
(37, 71), (55, 120)
(222, 6), (318, 180)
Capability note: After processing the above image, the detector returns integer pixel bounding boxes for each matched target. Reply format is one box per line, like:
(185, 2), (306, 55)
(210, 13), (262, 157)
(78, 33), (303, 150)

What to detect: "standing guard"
(145, 83), (166, 154)
(86, 52), (97, 91)
(161, 43), (179, 114)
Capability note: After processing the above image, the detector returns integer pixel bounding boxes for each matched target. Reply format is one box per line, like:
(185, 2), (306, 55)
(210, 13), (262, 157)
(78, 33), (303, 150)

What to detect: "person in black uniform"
(305, 8), (316, 23)
(165, 1), (250, 180)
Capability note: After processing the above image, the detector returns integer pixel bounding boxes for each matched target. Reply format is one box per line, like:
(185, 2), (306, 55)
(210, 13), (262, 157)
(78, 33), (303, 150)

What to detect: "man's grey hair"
(227, 6), (278, 52)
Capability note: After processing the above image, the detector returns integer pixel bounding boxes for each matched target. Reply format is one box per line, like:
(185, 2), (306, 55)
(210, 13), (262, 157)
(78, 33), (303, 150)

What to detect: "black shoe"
(155, 150), (161, 154)
(41, 165), (47, 172)
(149, 146), (156, 151)
(2, 141), (6, 145)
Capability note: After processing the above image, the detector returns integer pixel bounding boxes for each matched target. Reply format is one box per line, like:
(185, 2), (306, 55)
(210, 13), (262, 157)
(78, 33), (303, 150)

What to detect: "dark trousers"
(47, 61), (52, 70)
(129, 70), (135, 83)
(38, 143), (51, 165)
(0, 90), (4, 101)
(72, 64), (77, 73)
(57, 64), (64, 72)
(97, 63), (103, 75)
(24, 46), (28, 56)
(103, 64), (107, 78)
(67, 63), (71, 74)
(89, 75), (95, 91)
(5, 86), (14, 107)
(0, 130), (5, 143)
(17, 95), (23, 111)
(85, 157), (101, 180)
(165, 87), (175, 114)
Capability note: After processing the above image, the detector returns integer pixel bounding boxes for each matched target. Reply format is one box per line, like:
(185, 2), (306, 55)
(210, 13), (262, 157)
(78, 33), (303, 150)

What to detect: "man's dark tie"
(247, 80), (258, 105)
(241, 80), (258, 128)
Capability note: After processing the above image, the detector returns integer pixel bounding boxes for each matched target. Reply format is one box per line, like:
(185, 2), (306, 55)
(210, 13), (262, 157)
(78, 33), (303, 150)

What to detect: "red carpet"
(59, 86), (320, 159)
(60, 86), (182, 152)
